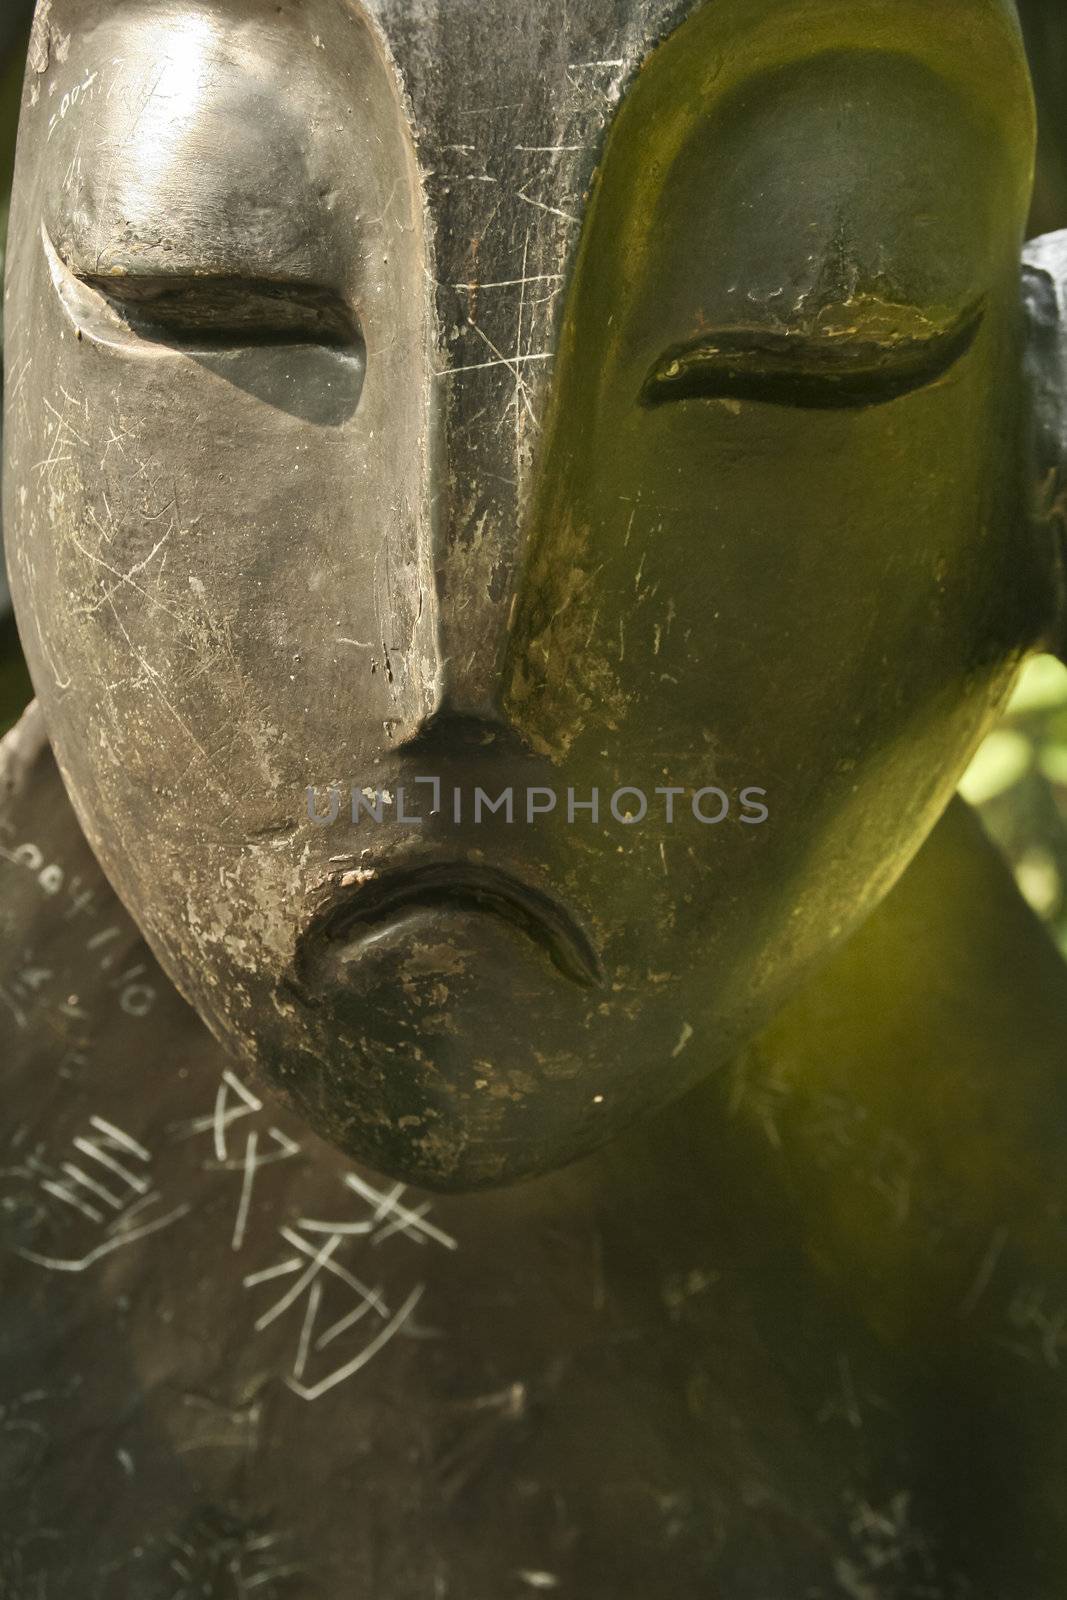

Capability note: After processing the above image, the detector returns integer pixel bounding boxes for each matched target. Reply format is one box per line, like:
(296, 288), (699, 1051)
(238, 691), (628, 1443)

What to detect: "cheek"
(519, 333), (1024, 751)
(506, 337), (1031, 1013)
(10, 294), (437, 816)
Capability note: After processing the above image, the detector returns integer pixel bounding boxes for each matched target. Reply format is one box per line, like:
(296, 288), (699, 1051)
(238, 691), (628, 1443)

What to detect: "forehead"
(24, 0), (1030, 406)
(20, 0), (1031, 628)
(370, 0), (1028, 376)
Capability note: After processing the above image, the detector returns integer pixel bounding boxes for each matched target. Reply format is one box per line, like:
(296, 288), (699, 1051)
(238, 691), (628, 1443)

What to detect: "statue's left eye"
(641, 298), (986, 412)
(43, 226), (361, 354)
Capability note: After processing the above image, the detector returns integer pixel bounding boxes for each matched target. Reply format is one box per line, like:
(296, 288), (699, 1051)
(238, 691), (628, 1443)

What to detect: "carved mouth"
(305, 862), (603, 989)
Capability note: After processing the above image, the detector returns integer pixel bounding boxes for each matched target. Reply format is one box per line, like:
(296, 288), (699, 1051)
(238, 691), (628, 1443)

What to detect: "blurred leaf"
(959, 730), (1033, 806)
(1037, 741), (1067, 786)
(1007, 653), (1067, 716)
(1014, 845), (1062, 917)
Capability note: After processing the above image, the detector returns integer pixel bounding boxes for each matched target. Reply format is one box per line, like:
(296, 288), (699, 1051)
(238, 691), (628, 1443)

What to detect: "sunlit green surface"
(962, 654), (1067, 955)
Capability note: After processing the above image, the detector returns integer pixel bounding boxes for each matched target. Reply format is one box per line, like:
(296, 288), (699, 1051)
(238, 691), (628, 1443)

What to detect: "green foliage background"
(956, 0), (1067, 955)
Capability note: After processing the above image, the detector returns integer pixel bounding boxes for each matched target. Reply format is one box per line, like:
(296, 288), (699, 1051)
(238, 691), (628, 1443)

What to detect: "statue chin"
(277, 901), (642, 1190)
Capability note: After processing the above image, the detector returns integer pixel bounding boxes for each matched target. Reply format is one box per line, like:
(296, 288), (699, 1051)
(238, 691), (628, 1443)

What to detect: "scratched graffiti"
(5, 999), (459, 1400)
(170, 1068), (302, 1251)
(46, 66), (99, 141)
(0, 831), (158, 1037)
(166, 1065), (461, 1400)
(163, 1508), (303, 1600)
(1004, 1281), (1067, 1369)
(245, 1171), (458, 1402)
(15, 1114), (189, 1273)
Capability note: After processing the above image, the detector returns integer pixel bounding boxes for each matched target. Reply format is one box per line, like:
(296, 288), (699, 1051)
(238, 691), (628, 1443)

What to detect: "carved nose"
(429, 559), (516, 723)
(424, 404), (525, 721)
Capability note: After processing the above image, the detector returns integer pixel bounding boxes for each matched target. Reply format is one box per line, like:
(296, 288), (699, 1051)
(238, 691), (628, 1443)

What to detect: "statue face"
(4, 0), (1054, 1187)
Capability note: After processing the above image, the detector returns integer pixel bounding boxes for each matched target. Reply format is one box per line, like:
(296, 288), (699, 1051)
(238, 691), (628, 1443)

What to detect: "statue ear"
(1023, 232), (1067, 659)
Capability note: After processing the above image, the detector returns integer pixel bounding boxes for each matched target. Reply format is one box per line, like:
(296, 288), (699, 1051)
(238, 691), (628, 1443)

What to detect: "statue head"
(5, 0), (1063, 1187)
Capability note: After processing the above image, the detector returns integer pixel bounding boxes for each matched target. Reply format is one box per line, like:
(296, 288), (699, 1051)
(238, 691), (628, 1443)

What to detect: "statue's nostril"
(396, 708), (531, 764)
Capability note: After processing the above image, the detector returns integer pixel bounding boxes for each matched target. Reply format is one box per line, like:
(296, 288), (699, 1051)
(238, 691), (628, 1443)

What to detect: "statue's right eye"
(639, 298), (986, 413)
(43, 226), (362, 355)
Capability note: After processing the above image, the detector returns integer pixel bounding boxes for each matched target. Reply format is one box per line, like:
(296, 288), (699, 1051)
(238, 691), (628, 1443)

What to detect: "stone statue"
(4, 0), (1067, 1593)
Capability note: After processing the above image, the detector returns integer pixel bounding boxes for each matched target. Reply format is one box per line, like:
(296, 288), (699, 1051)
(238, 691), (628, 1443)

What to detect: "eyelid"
(640, 298), (986, 411)
(42, 225), (360, 352)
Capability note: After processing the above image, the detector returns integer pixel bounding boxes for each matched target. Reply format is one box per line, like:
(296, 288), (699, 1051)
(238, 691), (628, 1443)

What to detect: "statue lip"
(304, 861), (603, 989)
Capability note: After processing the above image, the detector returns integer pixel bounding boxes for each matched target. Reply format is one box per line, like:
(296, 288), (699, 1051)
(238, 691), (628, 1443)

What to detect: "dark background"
(1024, 0), (1067, 234)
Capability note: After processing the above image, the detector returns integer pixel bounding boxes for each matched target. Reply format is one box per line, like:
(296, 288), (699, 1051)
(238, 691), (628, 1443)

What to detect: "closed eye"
(640, 298), (986, 411)
(43, 225), (360, 352)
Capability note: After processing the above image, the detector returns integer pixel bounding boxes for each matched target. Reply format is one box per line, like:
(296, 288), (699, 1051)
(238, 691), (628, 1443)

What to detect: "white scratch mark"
(253, 1233), (343, 1333)
(244, 1258), (302, 1288)
(285, 1285), (425, 1402)
(344, 1171), (459, 1252)
(232, 1129), (258, 1252)
(18, 1202), (191, 1273)
(671, 1022), (694, 1059)
(293, 1276), (324, 1381)
(960, 1226), (1009, 1318)
(516, 190), (579, 225)
(449, 274), (563, 290)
